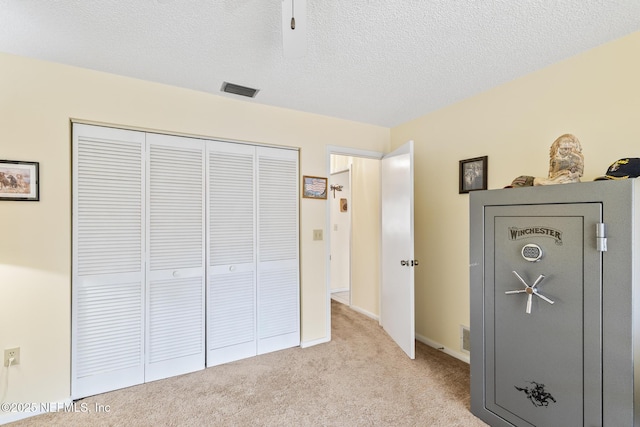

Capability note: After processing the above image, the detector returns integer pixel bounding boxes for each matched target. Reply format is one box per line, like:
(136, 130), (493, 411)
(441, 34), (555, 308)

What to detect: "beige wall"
(350, 157), (380, 317)
(392, 31), (640, 357)
(0, 52), (389, 416)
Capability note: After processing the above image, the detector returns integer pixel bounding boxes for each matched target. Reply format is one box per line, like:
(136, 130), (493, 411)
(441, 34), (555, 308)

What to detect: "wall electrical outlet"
(313, 229), (323, 241)
(4, 347), (20, 367)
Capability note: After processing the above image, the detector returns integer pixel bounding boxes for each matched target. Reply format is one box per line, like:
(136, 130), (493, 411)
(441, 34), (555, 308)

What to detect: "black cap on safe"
(594, 158), (640, 180)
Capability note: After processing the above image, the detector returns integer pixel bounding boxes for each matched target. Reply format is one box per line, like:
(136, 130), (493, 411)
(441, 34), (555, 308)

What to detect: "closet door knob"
(172, 271), (180, 278)
(229, 265), (236, 272)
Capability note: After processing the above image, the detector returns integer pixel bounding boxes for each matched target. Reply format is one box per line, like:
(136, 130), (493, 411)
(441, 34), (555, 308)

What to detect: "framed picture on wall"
(302, 175), (328, 199)
(0, 160), (39, 201)
(340, 198), (348, 212)
(459, 156), (487, 194)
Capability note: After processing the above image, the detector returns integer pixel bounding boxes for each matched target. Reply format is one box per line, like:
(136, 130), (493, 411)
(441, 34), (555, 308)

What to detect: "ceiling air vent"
(221, 82), (259, 98)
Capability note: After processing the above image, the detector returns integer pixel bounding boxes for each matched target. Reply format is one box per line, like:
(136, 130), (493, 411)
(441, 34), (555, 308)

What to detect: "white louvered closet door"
(256, 147), (300, 354)
(206, 141), (257, 366)
(145, 133), (206, 381)
(72, 124), (145, 399)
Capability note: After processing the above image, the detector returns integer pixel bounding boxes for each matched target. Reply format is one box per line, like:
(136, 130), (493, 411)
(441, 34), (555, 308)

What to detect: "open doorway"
(326, 143), (416, 359)
(329, 167), (351, 306)
(328, 151), (381, 324)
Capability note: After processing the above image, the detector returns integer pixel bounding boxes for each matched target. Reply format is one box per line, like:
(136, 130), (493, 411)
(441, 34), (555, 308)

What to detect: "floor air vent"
(461, 325), (470, 353)
(221, 82), (259, 98)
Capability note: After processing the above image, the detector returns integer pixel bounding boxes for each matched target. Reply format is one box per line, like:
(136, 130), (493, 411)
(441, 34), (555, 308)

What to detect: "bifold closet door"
(72, 124), (145, 398)
(207, 143), (300, 364)
(256, 147), (300, 354)
(145, 133), (206, 381)
(207, 141), (257, 366)
(74, 124), (298, 395)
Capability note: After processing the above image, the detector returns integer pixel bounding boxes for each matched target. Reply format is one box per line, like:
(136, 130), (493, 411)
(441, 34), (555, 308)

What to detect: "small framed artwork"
(0, 160), (39, 201)
(302, 175), (328, 199)
(459, 156), (487, 194)
(340, 198), (348, 212)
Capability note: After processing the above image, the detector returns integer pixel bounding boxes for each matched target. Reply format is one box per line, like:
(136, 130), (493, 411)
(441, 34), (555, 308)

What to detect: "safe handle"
(505, 271), (554, 314)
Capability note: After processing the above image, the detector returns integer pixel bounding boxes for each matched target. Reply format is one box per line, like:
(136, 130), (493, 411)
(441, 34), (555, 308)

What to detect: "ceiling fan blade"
(282, 0), (307, 59)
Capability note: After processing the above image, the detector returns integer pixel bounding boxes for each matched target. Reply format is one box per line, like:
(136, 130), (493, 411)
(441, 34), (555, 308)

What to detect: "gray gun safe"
(470, 180), (640, 426)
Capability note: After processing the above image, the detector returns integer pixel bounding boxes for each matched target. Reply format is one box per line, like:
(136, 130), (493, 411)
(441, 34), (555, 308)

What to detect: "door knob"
(400, 260), (419, 267)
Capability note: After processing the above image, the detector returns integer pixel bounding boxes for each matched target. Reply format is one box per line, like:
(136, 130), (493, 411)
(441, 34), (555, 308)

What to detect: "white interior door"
(256, 146), (300, 354)
(380, 140), (415, 359)
(72, 124), (146, 398)
(207, 141), (257, 366)
(145, 133), (206, 381)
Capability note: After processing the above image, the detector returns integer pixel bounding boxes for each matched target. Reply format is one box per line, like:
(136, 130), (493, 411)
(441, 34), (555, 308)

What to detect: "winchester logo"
(509, 226), (563, 245)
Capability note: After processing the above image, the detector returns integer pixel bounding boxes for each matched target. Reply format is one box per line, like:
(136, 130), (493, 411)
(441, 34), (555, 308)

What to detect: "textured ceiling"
(1, 1), (639, 127)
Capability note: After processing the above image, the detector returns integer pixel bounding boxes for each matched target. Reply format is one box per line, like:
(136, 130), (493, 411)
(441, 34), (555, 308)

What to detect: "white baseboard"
(300, 336), (330, 348)
(0, 397), (72, 425)
(330, 288), (349, 293)
(415, 333), (470, 364)
(349, 305), (379, 321)
(300, 318), (469, 366)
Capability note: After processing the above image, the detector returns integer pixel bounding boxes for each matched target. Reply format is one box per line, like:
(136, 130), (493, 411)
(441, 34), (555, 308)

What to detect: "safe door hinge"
(596, 223), (607, 252)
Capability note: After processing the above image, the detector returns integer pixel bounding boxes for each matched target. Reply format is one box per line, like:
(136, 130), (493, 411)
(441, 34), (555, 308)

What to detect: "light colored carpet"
(11, 301), (487, 426)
